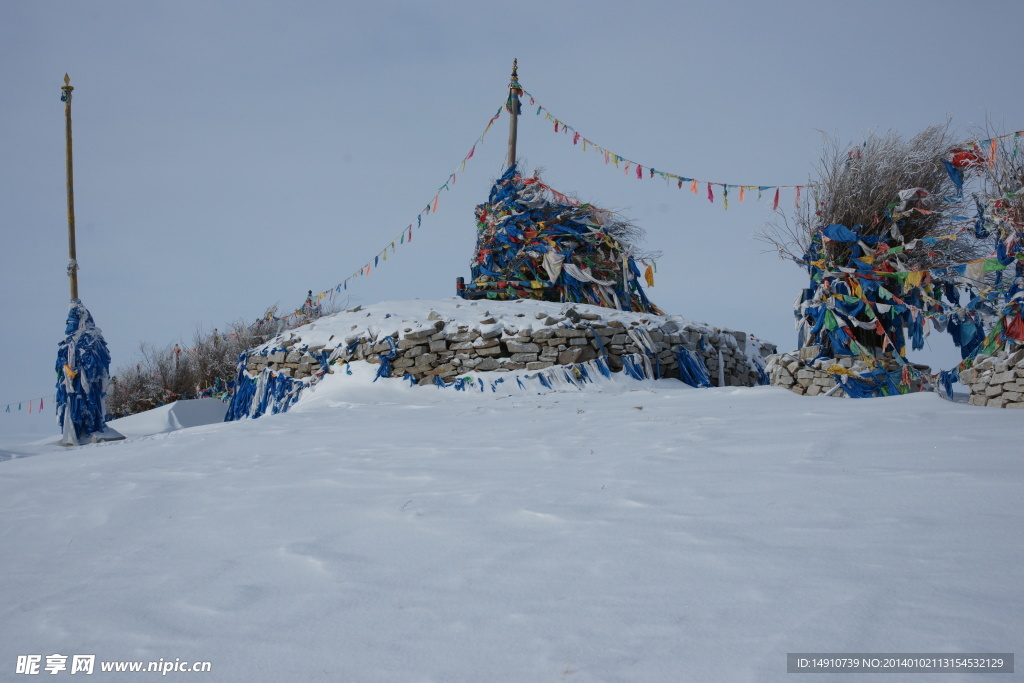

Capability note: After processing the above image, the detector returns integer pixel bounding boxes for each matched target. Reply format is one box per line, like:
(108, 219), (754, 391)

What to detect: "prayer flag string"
(523, 89), (809, 208)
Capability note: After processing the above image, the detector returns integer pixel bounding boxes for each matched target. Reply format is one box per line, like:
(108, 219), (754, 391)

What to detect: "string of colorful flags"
(520, 89), (810, 211)
(4, 394), (55, 415)
(277, 101), (507, 324)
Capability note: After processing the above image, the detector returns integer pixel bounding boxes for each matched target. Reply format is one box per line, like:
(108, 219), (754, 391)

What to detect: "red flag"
(707, 183), (714, 203)
(554, 121), (559, 133)
(573, 132), (580, 145)
(636, 165), (643, 179)
(773, 188), (780, 211)
(466, 145), (475, 160)
(677, 179), (683, 189)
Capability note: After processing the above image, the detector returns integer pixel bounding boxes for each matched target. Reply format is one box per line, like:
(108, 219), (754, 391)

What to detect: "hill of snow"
(0, 364), (1020, 681)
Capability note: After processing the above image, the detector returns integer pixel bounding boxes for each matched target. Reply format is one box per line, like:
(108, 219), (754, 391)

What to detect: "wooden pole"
(61, 73), (79, 300)
(506, 59), (520, 171)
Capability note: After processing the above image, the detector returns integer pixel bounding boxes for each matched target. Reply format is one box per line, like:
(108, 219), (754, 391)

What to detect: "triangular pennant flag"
(466, 145), (475, 160)
(432, 195), (439, 213)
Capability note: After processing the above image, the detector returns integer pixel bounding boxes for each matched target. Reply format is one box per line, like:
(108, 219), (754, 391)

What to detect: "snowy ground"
(0, 365), (1020, 682)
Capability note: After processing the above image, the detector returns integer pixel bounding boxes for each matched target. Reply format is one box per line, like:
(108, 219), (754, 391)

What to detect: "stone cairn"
(243, 306), (774, 389)
(957, 344), (1024, 409)
(765, 348), (932, 399)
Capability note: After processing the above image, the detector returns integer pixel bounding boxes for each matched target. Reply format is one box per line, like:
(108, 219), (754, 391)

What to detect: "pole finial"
(511, 58), (518, 80)
(64, 73), (70, 86)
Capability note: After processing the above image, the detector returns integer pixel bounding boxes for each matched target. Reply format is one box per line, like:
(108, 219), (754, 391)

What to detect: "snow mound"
(107, 398), (228, 436)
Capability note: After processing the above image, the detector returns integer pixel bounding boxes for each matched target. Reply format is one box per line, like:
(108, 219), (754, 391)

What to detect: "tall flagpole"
(506, 59), (521, 170)
(61, 73), (79, 300)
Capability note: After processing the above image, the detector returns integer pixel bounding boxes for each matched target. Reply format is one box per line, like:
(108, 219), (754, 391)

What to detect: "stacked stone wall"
(958, 346), (1024, 409)
(245, 307), (773, 388)
(766, 346), (932, 398)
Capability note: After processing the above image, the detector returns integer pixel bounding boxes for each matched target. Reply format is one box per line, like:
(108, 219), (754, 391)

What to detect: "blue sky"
(2, 0), (1022, 440)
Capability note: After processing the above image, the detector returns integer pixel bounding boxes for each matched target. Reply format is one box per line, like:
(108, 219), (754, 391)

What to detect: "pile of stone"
(766, 346), (932, 398)
(243, 304), (774, 389)
(958, 345), (1024, 409)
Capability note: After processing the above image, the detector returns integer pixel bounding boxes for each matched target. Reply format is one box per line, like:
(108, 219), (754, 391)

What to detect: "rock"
(429, 339), (447, 352)
(510, 353), (539, 362)
(506, 341), (541, 353)
(558, 348), (583, 365)
(475, 358), (500, 371)
(797, 345), (821, 361)
(991, 370), (1017, 385)
(404, 322), (443, 340)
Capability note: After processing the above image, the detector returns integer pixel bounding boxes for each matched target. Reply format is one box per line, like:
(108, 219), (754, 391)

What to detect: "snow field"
(1, 366), (1021, 681)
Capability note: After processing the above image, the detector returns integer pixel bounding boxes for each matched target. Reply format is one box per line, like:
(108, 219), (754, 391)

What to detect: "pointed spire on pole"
(61, 73), (79, 300)
(506, 58), (521, 171)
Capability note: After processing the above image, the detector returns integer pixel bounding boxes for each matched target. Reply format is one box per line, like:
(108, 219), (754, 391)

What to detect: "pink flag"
(636, 165), (643, 179)
(573, 132), (580, 145)
(466, 145), (475, 160)
(707, 183), (714, 203)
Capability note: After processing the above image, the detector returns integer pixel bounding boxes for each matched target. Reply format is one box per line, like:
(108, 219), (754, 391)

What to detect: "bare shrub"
(758, 124), (989, 268)
(107, 296), (346, 419)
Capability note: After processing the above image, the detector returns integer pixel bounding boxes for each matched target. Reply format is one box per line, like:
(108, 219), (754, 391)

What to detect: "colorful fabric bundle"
(465, 164), (661, 314)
